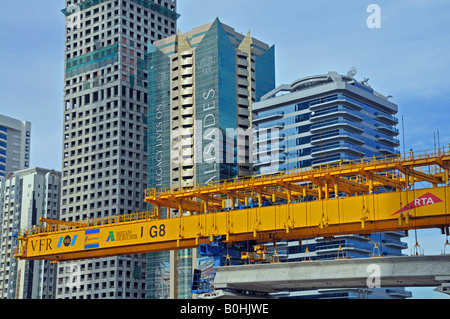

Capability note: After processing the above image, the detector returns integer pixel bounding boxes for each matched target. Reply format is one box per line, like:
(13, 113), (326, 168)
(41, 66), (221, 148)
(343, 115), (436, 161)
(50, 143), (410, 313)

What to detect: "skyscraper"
(0, 114), (31, 178)
(0, 167), (60, 299)
(146, 18), (275, 298)
(252, 71), (411, 299)
(59, 0), (178, 299)
(253, 72), (400, 174)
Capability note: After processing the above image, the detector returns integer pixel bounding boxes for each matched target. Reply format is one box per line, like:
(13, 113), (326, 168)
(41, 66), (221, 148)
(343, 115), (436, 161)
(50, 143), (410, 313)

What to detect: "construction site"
(13, 147), (450, 298)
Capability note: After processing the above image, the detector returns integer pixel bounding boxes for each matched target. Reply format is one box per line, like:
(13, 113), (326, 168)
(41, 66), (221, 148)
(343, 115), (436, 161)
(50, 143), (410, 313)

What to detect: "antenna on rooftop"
(402, 115), (406, 157)
(347, 67), (357, 78)
(438, 129), (441, 150)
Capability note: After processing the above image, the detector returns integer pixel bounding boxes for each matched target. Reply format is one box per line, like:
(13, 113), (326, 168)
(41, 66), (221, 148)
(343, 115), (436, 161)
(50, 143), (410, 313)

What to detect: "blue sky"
(1, 0), (449, 298)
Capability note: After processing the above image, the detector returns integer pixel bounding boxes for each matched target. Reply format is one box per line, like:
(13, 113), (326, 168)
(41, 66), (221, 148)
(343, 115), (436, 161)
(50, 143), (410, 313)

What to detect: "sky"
(1, 0), (450, 299)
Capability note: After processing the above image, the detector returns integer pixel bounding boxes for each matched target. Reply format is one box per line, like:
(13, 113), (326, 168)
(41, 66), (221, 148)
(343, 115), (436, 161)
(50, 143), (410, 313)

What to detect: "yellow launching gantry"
(13, 148), (450, 262)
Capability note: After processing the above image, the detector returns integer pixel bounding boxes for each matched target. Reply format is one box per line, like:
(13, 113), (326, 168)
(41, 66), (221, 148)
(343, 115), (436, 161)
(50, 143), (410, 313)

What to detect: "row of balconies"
(237, 77), (249, 88)
(311, 141), (365, 158)
(255, 133), (285, 145)
(374, 112), (399, 125)
(171, 97), (194, 108)
(172, 145), (194, 160)
(172, 116), (194, 128)
(237, 56), (249, 68)
(310, 108), (363, 123)
(309, 97), (363, 112)
(376, 136), (400, 147)
(236, 62), (252, 165)
(311, 109), (398, 137)
(374, 123), (399, 136)
(171, 59), (194, 72)
(253, 155), (286, 168)
(310, 118), (363, 135)
(172, 77), (193, 87)
(171, 128), (194, 141)
(176, 157), (194, 169)
(172, 167), (194, 178)
(310, 140), (398, 159)
(311, 131), (363, 147)
(238, 117), (250, 127)
(253, 111), (284, 124)
(253, 144), (286, 157)
(236, 56), (252, 134)
(237, 87), (249, 98)
(238, 97), (250, 107)
(171, 67), (193, 81)
(254, 122), (284, 133)
(238, 107), (250, 118)
(171, 86), (194, 99)
(171, 179), (195, 189)
(172, 136), (194, 151)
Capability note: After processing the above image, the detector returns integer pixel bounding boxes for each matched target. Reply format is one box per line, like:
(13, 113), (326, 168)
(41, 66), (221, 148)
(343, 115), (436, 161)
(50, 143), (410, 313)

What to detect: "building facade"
(59, 0), (178, 299)
(0, 115), (31, 178)
(252, 71), (411, 298)
(0, 167), (60, 299)
(253, 72), (400, 174)
(146, 18), (275, 298)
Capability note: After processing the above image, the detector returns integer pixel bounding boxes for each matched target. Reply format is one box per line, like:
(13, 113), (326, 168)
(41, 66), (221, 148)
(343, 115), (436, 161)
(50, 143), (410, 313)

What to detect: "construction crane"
(13, 148), (450, 262)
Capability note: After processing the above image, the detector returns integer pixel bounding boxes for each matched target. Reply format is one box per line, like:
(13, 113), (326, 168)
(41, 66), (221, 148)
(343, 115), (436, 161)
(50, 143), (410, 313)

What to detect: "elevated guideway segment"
(203, 255), (450, 298)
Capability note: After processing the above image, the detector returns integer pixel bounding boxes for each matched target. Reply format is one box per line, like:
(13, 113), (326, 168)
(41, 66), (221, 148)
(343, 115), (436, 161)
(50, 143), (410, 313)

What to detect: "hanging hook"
(272, 249), (280, 263)
(271, 239), (280, 263)
(336, 244), (346, 260)
(371, 243), (382, 258)
(225, 253), (232, 266)
(443, 238), (450, 255)
(302, 246), (312, 262)
(413, 240), (423, 256)
(225, 242), (232, 266)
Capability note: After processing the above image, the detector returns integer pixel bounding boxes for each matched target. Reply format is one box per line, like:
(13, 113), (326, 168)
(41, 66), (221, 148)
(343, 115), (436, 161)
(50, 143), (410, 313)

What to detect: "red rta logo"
(392, 193), (443, 216)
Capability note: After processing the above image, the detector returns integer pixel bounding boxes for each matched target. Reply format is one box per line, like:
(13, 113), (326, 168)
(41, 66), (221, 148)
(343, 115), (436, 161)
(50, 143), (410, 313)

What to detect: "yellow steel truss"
(145, 148), (450, 213)
(13, 148), (450, 262)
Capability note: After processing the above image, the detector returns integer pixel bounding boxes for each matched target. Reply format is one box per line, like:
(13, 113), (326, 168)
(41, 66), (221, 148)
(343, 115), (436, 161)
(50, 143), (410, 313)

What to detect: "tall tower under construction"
(59, 0), (178, 299)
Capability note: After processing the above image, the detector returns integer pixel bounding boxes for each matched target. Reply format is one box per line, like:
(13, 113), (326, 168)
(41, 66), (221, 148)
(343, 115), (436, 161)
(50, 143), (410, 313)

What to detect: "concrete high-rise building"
(252, 71), (411, 299)
(59, 0), (178, 299)
(146, 18), (275, 298)
(0, 167), (60, 299)
(0, 115), (31, 178)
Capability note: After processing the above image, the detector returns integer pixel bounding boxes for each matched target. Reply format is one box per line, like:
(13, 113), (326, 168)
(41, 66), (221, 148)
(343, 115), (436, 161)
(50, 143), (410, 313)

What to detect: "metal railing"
(17, 210), (159, 237)
(146, 146), (450, 200)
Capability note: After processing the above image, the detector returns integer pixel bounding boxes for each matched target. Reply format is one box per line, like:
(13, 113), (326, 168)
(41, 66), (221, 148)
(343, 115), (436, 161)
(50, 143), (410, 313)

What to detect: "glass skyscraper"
(146, 18), (275, 298)
(252, 72), (411, 299)
(253, 72), (400, 174)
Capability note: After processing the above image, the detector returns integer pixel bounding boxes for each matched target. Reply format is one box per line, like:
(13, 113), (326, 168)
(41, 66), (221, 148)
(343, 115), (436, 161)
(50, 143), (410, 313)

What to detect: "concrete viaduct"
(199, 255), (450, 299)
